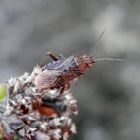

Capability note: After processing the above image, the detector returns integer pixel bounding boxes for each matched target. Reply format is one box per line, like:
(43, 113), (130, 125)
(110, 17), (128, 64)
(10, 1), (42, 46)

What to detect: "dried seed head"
(1, 80), (78, 140)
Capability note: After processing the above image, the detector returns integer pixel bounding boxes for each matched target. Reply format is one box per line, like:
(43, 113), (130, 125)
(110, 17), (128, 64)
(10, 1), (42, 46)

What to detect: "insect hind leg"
(40, 52), (59, 67)
(59, 54), (65, 60)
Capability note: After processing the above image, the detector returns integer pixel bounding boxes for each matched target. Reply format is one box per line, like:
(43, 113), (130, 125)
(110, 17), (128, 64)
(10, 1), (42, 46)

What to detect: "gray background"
(0, 0), (139, 140)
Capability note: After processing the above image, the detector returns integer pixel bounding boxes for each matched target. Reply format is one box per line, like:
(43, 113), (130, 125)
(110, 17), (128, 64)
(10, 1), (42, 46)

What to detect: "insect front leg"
(59, 83), (70, 96)
(40, 52), (59, 67)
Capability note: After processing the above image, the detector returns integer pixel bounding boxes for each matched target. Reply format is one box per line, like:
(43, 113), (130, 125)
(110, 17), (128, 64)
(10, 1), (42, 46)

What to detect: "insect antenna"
(93, 58), (125, 62)
(98, 29), (106, 41)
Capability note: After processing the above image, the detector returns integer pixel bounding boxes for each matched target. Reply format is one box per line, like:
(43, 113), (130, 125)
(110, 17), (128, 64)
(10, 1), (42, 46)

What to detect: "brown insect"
(35, 52), (124, 95)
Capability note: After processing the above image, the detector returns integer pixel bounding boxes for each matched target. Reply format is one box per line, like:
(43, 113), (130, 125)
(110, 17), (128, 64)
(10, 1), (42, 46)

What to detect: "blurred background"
(0, 0), (139, 140)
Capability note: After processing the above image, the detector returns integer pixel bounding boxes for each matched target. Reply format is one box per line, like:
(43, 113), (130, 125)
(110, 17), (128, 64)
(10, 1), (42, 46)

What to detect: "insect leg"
(59, 87), (65, 96)
(59, 54), (65, 60)
(40, 52), (59, 67)
(59, 84), (70, 96)
(47, 51), (59, 61)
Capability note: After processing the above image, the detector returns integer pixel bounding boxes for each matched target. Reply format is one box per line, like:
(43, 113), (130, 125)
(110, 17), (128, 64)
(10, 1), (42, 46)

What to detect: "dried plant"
(0, 52), (124, 140)
(0, 67), (78, 139)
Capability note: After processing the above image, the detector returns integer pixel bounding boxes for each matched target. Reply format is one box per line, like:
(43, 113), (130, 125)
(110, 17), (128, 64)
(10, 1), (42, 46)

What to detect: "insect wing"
(44, 56), (75, 71)
(35, 70), (62, 90)
(44, 59), (64, 70)
(57, 56), (75, 70)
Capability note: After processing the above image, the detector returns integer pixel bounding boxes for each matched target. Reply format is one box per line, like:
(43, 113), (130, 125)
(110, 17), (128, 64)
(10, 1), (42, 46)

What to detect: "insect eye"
(64, 69), (67, 72)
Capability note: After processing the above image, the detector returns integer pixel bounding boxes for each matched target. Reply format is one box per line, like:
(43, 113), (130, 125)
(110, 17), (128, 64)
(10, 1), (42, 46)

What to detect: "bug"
(35, 52), (124, 95)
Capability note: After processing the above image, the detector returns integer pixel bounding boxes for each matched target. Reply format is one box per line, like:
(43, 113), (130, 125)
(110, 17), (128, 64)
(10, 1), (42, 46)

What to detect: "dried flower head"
(0, 52), (124, 139)
(0, 52), (81, 140)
